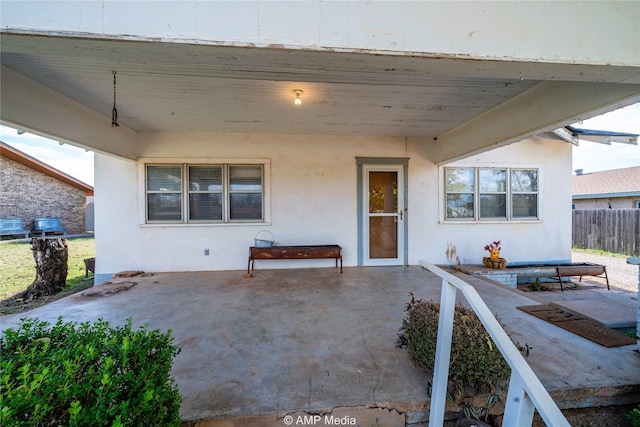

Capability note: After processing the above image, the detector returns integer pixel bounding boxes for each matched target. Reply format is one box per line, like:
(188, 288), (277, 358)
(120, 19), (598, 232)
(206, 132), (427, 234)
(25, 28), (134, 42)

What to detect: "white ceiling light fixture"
(293, 89), (303, 106)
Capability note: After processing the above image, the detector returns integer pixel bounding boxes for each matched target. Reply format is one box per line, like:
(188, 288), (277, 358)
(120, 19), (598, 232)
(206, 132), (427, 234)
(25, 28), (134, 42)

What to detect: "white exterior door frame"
(356, 157), (409, 267)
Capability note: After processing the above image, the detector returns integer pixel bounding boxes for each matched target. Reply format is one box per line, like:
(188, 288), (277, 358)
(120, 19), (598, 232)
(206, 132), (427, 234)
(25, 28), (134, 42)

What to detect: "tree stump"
(19, 237), (68, 302)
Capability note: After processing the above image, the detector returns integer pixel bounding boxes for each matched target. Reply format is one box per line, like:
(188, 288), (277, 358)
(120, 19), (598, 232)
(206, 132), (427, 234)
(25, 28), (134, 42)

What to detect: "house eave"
(554, 126), (639, 146)
(572, 191), (640, 200)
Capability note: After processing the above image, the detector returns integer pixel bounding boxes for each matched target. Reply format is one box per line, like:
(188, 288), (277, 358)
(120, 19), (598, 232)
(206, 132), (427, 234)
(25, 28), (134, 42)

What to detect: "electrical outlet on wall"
(204, 249), (209, 256)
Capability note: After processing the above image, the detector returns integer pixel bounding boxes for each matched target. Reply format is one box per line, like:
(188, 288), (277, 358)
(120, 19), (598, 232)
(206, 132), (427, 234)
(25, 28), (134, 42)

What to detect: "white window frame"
(187, 165), (224, 223)
(140, 158), (271, 226)
(146, 164), (184, 222)
(442, 166), (541, 223)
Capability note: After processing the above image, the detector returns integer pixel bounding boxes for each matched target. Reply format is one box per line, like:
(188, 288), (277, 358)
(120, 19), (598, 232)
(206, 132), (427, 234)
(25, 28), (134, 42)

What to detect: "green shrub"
(1, 317), (182, 426)
(627, 407), (640, 427)
(398, 297), (511, 394)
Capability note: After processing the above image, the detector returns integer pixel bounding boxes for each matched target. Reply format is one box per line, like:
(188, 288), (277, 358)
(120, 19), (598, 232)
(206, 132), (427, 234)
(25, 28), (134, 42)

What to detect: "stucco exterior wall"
(94, 134), (571, 280)
(427, 138), (572, 265)
(2, 1), (637, 67)
(0, 155), (88, 234)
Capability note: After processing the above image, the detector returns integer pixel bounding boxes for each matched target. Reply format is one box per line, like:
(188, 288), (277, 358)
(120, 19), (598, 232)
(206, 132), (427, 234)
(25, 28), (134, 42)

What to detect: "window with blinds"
(146, 165), (183, 222)
(189, 165), (223, 221)
(229, 166), (263, 220)
(146, 164), (264, 223)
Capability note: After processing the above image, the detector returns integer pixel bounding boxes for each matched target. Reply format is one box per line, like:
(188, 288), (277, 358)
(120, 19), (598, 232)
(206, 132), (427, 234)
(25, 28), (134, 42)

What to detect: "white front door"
(363, 164), (405, 266)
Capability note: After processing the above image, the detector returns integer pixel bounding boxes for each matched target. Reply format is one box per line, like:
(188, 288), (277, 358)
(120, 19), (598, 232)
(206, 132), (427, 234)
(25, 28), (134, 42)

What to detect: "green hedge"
(628, 407), (640, 427)
(1, 317), (182, 426)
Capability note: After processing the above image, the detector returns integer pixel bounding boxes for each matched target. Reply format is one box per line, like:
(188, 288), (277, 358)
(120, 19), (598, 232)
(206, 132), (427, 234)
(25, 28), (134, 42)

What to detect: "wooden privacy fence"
(573, 209), (640, 256)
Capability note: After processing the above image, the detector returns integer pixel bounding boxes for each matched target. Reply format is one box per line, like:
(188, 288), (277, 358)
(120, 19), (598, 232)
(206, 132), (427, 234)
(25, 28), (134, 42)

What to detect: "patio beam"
(426, 81), (640, 164)
(0, 65), (137, 160)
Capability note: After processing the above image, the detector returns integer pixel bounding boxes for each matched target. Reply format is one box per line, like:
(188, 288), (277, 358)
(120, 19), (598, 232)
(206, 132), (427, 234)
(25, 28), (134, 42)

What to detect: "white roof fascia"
(553, 129), (638, 146)
(552, 128), (579, 145)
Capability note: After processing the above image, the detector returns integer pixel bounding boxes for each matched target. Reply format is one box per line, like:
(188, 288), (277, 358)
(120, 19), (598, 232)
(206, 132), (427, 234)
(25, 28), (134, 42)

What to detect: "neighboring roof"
(1, 141), (93, 195)
(572, 166), (640, 199)
(552, 126), (639, 146)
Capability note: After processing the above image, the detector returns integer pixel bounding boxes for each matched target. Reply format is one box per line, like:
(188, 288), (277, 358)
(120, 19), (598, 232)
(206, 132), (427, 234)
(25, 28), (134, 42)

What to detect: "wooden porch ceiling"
(1, 33), (639, 162)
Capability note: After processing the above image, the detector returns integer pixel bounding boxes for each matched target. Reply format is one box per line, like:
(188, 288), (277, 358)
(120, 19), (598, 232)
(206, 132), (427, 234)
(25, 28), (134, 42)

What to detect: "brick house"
(0, 141), (93, 235)
(572, 166), (640, 209)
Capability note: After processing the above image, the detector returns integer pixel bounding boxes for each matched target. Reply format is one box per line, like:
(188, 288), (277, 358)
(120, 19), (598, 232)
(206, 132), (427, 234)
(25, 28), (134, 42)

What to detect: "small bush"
(628, 407), (640, 427)
(398, 298), (511, 394)
(1, 317), (182, 426)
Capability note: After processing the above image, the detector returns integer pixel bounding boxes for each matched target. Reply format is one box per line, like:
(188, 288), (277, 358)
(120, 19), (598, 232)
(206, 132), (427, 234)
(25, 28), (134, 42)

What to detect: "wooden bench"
(33, 217), (67, 236)
(248, 245), (343, 273)
(0, 218), (29, 238)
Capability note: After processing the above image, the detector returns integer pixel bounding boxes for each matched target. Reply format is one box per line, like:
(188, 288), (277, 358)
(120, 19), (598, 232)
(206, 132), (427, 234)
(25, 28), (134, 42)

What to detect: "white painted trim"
(139, 157), (269, 165)
(137, 158), (271, 226)
(552, 128), (579, 145)
(139, 222), (272, 229)
(362, 164), (405, 266)
(438, 163), (544, 224)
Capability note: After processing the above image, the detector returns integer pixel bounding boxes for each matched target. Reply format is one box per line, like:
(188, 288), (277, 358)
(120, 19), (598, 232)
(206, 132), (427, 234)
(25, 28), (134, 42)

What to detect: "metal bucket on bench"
(254, 230), (274, 248)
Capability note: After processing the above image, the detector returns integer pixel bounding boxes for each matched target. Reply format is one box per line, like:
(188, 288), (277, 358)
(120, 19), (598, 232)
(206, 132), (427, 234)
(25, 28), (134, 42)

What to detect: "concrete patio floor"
(1, 266), (639, 426)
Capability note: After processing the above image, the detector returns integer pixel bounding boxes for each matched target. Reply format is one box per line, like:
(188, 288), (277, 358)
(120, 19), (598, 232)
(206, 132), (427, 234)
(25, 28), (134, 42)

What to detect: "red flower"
(484, 241), (502, 252)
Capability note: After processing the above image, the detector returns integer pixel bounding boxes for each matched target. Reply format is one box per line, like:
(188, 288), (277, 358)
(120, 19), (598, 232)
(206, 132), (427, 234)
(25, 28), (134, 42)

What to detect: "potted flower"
(483, 241), (506, 269)
(485, 241), (501, 260)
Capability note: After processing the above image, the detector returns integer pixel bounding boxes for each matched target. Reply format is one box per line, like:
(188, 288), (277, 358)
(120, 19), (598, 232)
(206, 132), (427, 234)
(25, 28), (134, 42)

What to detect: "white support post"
(627, 257), (640, 351)
(429, 279), (457, 427)
(502, 372), (536, 426)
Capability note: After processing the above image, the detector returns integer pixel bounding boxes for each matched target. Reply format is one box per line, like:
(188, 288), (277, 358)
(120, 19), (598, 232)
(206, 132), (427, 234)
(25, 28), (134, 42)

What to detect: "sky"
(0, 126), (95, 186)
(570, 102), (640, 174)
(0, 102), (639, 186)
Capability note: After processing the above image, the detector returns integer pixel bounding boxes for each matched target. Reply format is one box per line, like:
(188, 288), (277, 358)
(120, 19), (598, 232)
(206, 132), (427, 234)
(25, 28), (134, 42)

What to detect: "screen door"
(363, 165), (405, 266)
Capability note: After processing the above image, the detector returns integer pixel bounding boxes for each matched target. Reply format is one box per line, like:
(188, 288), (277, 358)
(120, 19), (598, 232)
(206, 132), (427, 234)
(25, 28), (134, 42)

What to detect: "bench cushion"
(0, 218), (28, 236)
(33, 217), (66, 234)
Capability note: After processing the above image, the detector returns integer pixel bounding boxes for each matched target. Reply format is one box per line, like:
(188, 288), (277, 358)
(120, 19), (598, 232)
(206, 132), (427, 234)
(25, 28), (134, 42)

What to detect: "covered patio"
(1, 266), (638, 425)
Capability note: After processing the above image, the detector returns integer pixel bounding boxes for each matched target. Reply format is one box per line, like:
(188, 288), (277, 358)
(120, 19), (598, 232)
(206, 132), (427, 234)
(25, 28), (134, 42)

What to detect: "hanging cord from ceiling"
(111, 71), (119, 127)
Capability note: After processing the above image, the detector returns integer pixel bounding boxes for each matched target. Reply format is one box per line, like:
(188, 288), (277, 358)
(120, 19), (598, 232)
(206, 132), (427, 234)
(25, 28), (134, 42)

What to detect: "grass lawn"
(0, 236), (95, 315)
(572, 247), (630, 258)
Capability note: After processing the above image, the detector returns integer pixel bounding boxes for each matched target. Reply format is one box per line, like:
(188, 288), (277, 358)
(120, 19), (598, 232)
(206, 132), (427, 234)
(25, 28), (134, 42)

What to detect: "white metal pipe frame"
(419, 260), (570, 427)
